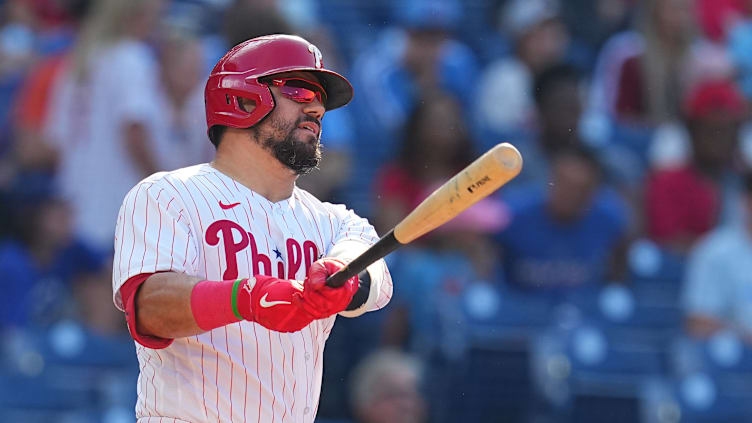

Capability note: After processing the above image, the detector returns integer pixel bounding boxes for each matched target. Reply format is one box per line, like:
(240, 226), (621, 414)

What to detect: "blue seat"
(2, 323), (137, 371)
(572, 391), (641, 423)
(0, 409), (100, 423)
(37, 322), (138, 369)
(0, 370), (96, 410)
(564, 325), (665, 383)
(533, 323), (667, 421)
(628, 239), (686, 291)
(555, 284), (682, 350)
(602, 285), (682, 334)
(426, 337), (537, 423)
(679, 393), (752, 423)
(642, 374), (752, 423)
(463, 283), (556, 335)
(0, 326), (139, 416)
(671, 334), (752, 379)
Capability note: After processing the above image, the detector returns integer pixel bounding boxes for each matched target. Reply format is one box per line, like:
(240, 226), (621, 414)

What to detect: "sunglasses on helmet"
(269, 78), (327, 105)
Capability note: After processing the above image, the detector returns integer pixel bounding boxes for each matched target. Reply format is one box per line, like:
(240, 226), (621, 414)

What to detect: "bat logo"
(467, 175), (492, 193)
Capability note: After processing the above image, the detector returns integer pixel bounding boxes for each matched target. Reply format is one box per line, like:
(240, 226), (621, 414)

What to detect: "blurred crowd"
(2, 0), (752, 422)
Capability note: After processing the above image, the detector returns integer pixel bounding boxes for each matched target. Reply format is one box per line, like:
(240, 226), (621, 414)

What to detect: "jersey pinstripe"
(112, 163), (392, 423)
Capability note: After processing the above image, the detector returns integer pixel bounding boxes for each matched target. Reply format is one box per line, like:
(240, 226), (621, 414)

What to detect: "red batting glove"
(300, 258), (359, 319)
(240, 276), (317, 332)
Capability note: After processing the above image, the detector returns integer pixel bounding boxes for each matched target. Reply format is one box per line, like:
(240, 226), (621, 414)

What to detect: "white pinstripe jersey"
(112, 163), (393, 423)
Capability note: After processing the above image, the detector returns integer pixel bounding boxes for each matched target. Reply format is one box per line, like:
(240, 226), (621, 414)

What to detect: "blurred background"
(2, 0), (752, 422)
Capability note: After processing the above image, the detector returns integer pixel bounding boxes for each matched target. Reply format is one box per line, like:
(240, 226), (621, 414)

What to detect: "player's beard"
(253, 115), (322, 175)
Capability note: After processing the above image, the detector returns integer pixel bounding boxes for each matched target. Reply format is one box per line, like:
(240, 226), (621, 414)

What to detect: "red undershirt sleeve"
(120, 273), (174, 349)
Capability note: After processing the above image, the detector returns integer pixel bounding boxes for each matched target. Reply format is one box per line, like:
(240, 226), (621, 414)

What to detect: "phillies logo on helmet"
(308, 43), (323, 68)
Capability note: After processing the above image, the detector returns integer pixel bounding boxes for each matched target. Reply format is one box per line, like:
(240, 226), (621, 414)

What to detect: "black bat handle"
(326, 230), (401, 287)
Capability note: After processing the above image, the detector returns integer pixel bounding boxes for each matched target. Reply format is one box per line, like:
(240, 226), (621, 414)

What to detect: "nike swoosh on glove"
(300, 258), (359, 319)
(244, 276), (317, 332)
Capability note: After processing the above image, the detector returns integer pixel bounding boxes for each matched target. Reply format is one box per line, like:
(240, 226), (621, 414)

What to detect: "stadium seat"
(427, 337), (537, 423)
(641, 373), (752, 423)
(0, 369), (96, 410)
(533, 322), (666, 422)
(671, 334), (752, 379)
(628, 239), (686, 298)
(0, 325), (139, 418)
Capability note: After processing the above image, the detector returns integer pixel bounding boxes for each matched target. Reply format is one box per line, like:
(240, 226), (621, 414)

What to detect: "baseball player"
(112, 34), (393, 422)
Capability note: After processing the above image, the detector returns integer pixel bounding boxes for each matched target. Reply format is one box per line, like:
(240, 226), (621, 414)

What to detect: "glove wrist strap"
(191, 279), (251, 332)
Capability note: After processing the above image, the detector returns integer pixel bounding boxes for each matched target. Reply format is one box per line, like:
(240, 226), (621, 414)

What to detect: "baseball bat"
(326, 142), (523, 287)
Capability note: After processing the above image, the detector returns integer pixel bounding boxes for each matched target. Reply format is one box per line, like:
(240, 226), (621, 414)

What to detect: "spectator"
(11, 0), (91, 175)
(346, 0), (479, 215)
(514, 63), (584, 185)
(360, 0), (478, 123)
(349, 349), (428, 423)
(613, 0), (698, 124)
(559, 0), (634, 66)
(0, 181), (104, 329)
(586, 0), (736, 138)
(514, 63), (642, 211)
(151, 30), (213, 171)
(496, 146), (629, 292)
(372, 91), (474, 234)
(475, 0), (570, 142)
(0, 0), (40, 167)
(70, 258), (127, 337)
(43, 0), (166, 252)
(696, 0), (748, 42)
(645, 80), (748, 253)
(682, 171), (752, 342)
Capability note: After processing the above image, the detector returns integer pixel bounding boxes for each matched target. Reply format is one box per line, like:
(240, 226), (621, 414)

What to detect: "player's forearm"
(135, 272), (205, 339)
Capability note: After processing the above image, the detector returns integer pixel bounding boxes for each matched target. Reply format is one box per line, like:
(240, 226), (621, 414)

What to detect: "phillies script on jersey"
(112, 164), (392, 423)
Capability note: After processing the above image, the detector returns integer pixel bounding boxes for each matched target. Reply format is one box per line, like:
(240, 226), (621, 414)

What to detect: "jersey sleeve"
(326, 204), (393, 317)
(112, 177), (198, 310)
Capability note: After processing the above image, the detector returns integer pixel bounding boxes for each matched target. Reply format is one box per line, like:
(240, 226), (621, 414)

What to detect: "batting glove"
(300, 258), (359, 319)
(239, 276), (317, 333)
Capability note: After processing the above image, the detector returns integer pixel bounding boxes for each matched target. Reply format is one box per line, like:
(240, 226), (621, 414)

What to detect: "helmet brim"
(314, 70), (354, 110)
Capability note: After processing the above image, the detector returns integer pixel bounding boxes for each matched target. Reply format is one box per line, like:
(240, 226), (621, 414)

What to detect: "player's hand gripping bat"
(326, 142), (523, 287)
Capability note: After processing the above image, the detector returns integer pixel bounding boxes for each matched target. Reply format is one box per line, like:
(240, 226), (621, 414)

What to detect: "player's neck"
(212, 135), (297, 203)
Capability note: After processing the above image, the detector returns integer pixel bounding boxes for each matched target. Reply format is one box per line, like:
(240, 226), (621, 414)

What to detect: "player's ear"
(238, 97), (257, 113)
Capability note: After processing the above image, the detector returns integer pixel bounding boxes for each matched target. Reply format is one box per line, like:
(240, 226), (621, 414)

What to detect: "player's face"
(252, 72), (326, 175)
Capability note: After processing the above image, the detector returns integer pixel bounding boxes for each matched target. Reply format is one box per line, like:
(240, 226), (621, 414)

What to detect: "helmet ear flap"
(205, 74), (275, 129)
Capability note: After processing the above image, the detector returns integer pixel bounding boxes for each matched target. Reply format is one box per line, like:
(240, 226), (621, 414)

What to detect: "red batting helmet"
(204, 34), (353, 131)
